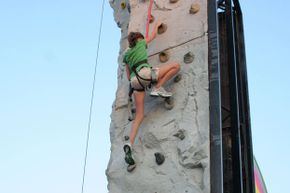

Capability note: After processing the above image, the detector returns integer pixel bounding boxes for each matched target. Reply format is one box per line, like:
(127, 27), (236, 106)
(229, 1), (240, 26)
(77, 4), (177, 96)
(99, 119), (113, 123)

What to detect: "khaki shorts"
(130, 67), (159, 90)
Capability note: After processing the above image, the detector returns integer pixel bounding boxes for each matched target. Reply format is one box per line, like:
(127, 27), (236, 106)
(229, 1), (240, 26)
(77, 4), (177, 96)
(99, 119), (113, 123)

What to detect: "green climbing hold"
(174, 74), (182, 83)
(154, 152), (165, 165)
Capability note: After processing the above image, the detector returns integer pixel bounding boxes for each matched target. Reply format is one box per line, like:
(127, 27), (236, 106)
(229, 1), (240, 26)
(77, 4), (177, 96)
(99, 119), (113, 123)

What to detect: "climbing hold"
(164, 97), (174, 110)
(184, 52), (194, 63)
(124, 135), (130, 141)
(131, 108), (136, 114)
(128, 97), (136, 121)
(159, 51), (169, 63)
(127, 3), (131, 13)
(169, 0), (179, 3)
(154, 152), (165, 165)
(128, 108), (136, 121)
(117, 21), (121, 28)
(173, 129), (185, 140)
(174, 74), (182, 83)
(158, 23), (167, 34)
(189, 3), (200, 14)
(150, 14), (155, 23)
(127, 164), (136, 172)
(121, 1), (126, 9)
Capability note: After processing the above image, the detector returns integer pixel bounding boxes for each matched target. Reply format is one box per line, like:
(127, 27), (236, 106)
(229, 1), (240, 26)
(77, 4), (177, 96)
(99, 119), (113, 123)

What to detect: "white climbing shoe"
(150, 86), (172, 97)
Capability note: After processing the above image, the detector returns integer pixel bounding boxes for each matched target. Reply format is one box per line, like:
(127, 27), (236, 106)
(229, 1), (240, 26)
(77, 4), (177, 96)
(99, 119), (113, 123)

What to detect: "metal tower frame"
(208, 0), (255, 192)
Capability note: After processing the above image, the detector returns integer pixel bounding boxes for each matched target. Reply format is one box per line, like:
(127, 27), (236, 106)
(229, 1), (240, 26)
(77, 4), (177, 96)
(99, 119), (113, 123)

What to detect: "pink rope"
(145, 0), (153, 38)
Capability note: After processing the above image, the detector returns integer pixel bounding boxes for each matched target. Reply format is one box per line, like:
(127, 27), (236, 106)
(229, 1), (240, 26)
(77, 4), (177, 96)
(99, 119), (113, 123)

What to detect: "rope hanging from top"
(80, 0), (105, 193)
(145, 0), (153, 38)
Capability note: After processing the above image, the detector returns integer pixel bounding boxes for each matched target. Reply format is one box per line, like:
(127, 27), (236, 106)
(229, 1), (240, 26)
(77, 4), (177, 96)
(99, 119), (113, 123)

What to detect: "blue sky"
(0, 0), (289, 193)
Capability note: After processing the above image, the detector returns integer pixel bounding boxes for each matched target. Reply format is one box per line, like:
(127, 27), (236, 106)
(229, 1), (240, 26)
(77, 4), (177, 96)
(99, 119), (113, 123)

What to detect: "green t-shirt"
(123, 39), (151, 78)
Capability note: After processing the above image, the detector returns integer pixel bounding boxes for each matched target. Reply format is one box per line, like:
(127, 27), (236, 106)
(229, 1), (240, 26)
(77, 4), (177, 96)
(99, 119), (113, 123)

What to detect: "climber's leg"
(156, 62), (180, 88)
(124, 91), (144, 166)
(150, 62), (180, 97)
(130, 91), (145, 145)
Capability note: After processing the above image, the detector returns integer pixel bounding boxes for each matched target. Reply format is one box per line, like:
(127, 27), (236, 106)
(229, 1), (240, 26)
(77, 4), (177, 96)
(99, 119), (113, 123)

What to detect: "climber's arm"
(125, 64), (130, 80)
(146, 21), (161, 44)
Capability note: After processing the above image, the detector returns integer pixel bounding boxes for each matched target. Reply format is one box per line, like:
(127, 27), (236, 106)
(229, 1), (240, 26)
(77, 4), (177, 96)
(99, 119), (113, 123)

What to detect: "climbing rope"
(145, 0), (153, 38)
(81, 0), (105, 193)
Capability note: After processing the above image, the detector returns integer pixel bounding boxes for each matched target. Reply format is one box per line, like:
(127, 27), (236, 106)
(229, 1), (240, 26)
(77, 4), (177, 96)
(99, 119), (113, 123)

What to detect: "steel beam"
(208, 0), (223, 193)
(225, 0), (244, 192)
(234, 8), (255, 193)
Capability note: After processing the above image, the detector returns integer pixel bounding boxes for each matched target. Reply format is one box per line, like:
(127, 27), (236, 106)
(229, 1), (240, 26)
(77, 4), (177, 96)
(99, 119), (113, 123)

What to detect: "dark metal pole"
(208, 0), (223, 193)
(225, 0), (244, 192)
(233, 7), (256, 193)
(233, 0), (242, 15)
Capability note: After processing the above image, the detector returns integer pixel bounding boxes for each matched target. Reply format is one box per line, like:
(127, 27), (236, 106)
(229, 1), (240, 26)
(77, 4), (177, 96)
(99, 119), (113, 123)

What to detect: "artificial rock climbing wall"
(107, 0), (209, 193)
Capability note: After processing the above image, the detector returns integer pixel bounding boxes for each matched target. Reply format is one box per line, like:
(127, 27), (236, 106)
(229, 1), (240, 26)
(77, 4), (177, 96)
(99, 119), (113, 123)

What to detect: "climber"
(123, 20), (180, 169)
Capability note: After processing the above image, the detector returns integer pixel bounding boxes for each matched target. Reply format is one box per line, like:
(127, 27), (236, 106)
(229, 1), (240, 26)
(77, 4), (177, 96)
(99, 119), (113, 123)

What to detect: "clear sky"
(0, 0), (289, 193)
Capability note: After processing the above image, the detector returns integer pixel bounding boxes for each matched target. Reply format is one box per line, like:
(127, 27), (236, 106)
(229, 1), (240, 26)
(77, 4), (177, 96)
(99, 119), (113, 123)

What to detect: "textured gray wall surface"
(107, 0), (210, 193)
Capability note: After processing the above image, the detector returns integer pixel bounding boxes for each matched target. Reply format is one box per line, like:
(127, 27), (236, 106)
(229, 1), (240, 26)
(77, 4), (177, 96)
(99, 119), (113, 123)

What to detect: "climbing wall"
(107, 0), (209, 193)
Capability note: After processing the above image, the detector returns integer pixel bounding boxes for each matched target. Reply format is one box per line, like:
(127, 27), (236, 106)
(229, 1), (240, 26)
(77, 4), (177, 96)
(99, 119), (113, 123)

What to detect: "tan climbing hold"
(150, 15), (155, 23)
(127, 164), (136, 172)
(169, 0), (179, 3)
(184, 52), (194, 64)
(158, 23), (167, 34)
(121, 2), (126, 9)
(189, 3), (200, 14)
(159, 51), (169, 63)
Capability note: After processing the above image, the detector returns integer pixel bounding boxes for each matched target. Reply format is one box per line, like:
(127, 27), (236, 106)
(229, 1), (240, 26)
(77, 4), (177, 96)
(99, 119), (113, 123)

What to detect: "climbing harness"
(81, 0), (105, 193)
(130, 60), (152, 90)
(129, 59), (159, 92)
(127, 60), (157, 121)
